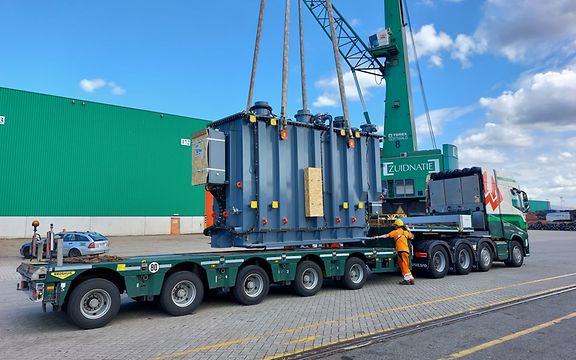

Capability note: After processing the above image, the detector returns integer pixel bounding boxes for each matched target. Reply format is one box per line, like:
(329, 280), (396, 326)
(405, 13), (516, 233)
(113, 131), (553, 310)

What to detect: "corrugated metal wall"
(0, 87), (209, 216)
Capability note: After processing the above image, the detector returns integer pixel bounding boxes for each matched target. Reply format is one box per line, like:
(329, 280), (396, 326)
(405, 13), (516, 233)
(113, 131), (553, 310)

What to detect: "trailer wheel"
(232, 265), (270, 305)
(341, 257), (367, 290)
(477, 243), (493, 272)
(292, 261), (323, 297)
(427, 246), (449, 278)
(505, 241), (524, 267)
(454, 244), (473, 275)
(160, 271), (204, 316)
(66, 278), (120, 329)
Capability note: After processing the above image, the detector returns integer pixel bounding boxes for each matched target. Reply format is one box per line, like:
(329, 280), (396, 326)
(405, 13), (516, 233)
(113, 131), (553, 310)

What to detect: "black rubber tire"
(292, 260), (323, 297)
(69, 248), (81, 257)
(477, 243), (493, 272)
(427, 246), (449, 279)
(232, 265), (270, 305)
(159, 271), (204, 316)
(454, 244), (473, 275)
(340, 257), (367, 290)
(505, 241), (524, 267)
(66, 278), (120, 329)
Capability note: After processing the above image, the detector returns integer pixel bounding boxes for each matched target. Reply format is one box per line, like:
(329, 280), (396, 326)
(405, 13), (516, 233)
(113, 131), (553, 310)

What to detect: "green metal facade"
(0, 87), (209, 216)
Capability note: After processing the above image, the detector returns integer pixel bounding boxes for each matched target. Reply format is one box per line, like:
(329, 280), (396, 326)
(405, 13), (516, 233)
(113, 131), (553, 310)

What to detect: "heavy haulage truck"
(15, 1), (531, 330)
(16, 104), (530, 329)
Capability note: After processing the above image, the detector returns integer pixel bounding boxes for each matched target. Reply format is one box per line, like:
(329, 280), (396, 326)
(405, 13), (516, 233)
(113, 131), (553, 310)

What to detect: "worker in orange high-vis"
(372, 219), (415, 285)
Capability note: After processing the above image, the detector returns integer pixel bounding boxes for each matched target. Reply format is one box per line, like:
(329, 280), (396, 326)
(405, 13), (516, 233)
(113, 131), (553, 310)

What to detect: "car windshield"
(89, 233), (108, 241)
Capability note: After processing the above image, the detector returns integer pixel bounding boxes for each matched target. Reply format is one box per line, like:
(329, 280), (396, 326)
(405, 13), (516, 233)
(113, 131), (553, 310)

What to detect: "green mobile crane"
(304, 0), (459, 215)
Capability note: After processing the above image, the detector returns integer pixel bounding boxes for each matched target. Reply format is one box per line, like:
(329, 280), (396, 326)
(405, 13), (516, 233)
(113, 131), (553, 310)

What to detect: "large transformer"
(193, 102), (382, 248)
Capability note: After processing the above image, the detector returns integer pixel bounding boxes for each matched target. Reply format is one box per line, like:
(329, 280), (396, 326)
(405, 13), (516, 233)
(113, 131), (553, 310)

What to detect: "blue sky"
(2, 0), (576, 207)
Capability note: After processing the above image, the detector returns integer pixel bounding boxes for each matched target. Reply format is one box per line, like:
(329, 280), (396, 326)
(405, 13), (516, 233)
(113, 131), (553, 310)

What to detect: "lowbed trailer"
(17, 246), (398, 329)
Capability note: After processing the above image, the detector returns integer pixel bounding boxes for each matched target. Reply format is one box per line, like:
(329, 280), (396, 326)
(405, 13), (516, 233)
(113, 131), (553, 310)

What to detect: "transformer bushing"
(202, 103), (382, 248)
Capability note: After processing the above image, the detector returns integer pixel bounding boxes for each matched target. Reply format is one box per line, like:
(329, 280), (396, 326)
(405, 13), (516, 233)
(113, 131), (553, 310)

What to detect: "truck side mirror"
(521, 191), (530, 212)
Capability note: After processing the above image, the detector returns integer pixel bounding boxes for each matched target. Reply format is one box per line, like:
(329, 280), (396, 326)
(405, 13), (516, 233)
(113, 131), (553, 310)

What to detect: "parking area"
(1, 230), (575, 360)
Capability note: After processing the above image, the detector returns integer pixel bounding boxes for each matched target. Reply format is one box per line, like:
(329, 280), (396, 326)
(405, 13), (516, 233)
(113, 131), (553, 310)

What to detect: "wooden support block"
(304, 168), (324, 217)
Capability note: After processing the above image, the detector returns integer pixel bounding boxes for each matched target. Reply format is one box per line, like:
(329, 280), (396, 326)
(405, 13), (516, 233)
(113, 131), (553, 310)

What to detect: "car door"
(75, 234), (89, 254)
(63, 234), (75, 254)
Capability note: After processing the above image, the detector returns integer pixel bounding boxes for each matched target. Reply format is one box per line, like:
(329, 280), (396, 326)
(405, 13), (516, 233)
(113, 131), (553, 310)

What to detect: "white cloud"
(79, 79), (106, 93)
(468, 0), (576, 63)
(479, 67), (576, 129)
(109, 82), (126, 95)
(458, 147), (508, 165)
(412, 24), (453, 58)
(415, 105), (475, 146)
(453, 65), (576, 207)
(429, 55), (443, 68)
(312, 95), (337, 107)
(79, 79), (126, 95)
(312, 70), (384, 108)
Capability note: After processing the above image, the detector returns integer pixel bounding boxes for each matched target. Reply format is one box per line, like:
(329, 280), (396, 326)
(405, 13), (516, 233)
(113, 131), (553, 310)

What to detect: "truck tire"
(159, 271), (204, 316)
(427, 246), (449, 278)
(232, 265), (270, 305)
(477, 243), (493, 272)
(66, 278), (120, 329)
(340, 257), (367, 290)
(292, 260), (323, 297)
(505, 241), (524, 267)
(454, 244), (473, 275)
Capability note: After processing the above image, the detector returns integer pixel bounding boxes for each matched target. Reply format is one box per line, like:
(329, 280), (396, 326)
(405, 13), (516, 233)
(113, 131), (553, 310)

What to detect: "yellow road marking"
(151, 337), (258, 360)
(439, 311), (576, 360)
(263, 284), (575, 360)
(287, 336), (317, 345)
(151, 272), (576, 360)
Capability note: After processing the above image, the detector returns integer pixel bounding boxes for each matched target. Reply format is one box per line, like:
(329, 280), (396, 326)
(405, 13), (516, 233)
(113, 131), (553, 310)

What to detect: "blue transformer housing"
(204, 102), (382, 248)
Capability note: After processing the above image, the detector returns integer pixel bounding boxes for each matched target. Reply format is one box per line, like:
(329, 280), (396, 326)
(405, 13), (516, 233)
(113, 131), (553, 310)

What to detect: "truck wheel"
(505, 241), (524, 267)
(477, 243), (493, 272)
(454, 244), (473, 275)
(160, 271), (204, 316)
(427, 246), (449, 278)
(341, 257), (367, 290)
(66, 278), (120, 329)
(232, 265), (270, 305)
(69, 248), (81, 257)
(292, 260), (323, 297)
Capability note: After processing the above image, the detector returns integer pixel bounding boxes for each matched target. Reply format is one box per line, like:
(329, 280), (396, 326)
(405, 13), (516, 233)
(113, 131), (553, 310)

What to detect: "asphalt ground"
(321, 288), (576, 360)
(0, 230), (575, 360)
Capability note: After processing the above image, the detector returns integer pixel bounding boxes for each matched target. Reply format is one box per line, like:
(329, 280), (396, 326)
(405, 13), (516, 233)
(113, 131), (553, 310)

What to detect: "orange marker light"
(280, 129), (288, 140)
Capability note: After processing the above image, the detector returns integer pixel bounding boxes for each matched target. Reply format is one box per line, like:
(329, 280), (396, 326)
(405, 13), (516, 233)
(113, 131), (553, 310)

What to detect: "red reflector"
(236, 181), (242, 188)
(280, 129), (288, 140)
(336, 217), (341, 224)
(347, 138), (355, 148)
(262, 218), (268, 225)
(351, 217), (357, 223)
(222, 210), (229, 218)
(282, 217), (288, 225)
(415, 252), (428, 258)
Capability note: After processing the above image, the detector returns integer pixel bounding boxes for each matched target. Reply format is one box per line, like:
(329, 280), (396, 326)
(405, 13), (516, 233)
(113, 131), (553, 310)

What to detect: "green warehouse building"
(0, 87), (209, 238)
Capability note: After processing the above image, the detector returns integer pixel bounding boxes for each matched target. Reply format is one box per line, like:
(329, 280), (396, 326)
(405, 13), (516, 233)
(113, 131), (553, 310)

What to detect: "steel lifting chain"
(280, 0), (291, 123)
(246, 0), (267, 111)
(325, 0), (351, 134)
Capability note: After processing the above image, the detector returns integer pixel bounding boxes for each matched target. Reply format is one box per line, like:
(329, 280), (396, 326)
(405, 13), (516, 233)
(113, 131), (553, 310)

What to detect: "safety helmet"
(394, 219), (404, 227)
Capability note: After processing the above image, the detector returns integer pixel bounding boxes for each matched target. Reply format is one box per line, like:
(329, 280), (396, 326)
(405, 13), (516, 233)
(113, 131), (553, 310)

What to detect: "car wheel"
(69, 248), (82, 257)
